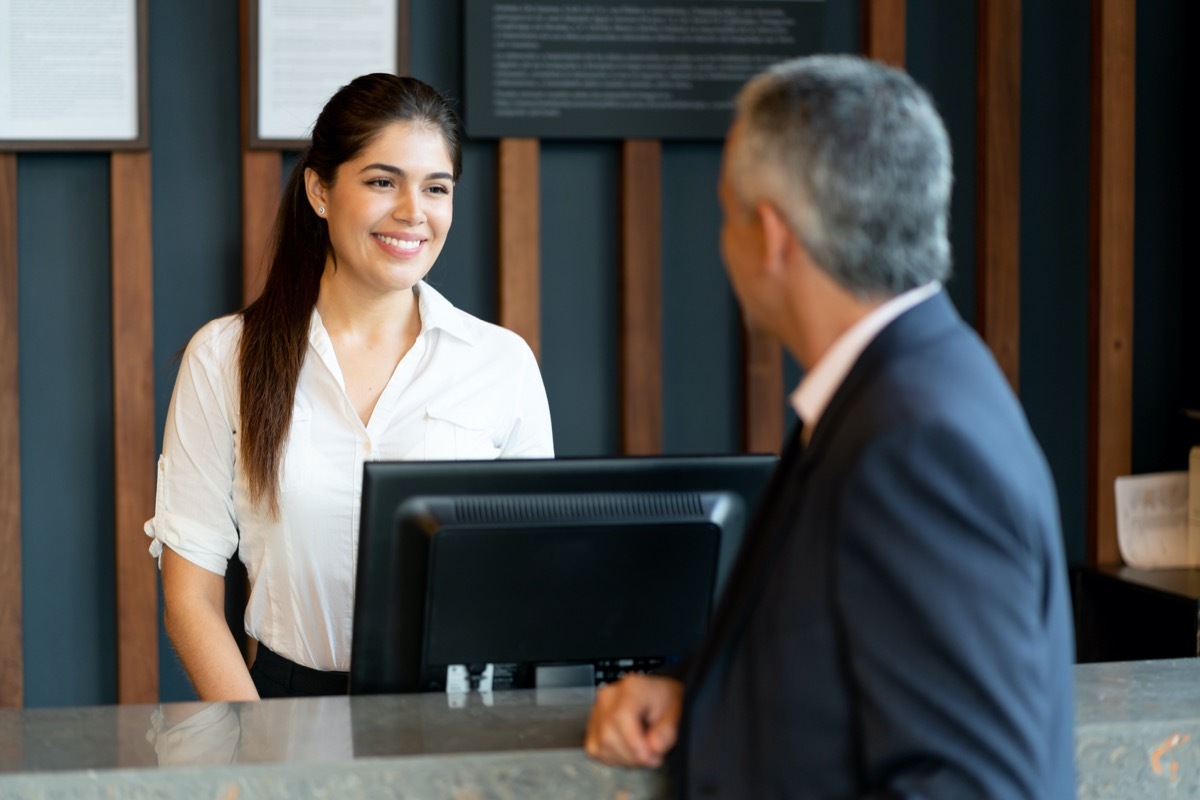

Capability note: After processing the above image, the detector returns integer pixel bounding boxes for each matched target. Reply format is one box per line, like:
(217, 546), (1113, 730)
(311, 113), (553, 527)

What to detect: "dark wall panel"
(147, 2), (242, 702)
(905, 1), (979, 324)
(1131, 0), (1187, 473)
(539, 142), (621, 456)
(659, 143), (741, 455)
(409, 0), (498, 321)
(409, 1), (465, 104)
(1018, 0), (1092, 565)
(18, 155), (116, 707)
(426, 142), (498, 322)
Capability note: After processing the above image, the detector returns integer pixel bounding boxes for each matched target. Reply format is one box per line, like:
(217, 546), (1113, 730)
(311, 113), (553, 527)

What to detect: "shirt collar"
(307, 280), (477, 358)
(413, 281), (476, 345)
(790, 282), (941, 437)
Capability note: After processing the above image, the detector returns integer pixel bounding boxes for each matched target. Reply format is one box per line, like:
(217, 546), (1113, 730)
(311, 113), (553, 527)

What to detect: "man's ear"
(757, 201), (796, 277)
(304, 167), (328, 215)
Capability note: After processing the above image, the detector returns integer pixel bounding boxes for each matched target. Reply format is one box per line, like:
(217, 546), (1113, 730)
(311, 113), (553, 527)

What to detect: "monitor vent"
(451, 493), (707, 524)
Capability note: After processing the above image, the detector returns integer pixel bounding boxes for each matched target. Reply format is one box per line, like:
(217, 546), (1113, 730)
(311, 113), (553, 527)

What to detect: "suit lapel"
(685, 292), (961, 692)
(684, 424), (809, 686)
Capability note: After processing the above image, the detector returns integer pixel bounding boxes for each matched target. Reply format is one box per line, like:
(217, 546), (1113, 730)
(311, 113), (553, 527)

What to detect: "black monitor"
(349, 455), (776, 695)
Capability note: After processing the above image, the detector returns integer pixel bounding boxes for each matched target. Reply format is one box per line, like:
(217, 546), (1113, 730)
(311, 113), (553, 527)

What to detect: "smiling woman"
(307, 122), (455, 305)
(306, 122), (459, 424)
(142, 74), (555, 702)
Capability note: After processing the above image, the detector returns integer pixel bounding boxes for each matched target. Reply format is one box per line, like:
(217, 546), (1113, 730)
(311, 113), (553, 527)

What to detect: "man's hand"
(584, 674), (683, 768)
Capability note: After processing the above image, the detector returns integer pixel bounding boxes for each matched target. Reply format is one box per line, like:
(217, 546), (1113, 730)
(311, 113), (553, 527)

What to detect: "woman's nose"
(392, 186), (425, 223)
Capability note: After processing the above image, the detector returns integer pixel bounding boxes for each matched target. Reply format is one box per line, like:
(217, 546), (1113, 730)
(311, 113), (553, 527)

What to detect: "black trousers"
(250, 644), (349, 698)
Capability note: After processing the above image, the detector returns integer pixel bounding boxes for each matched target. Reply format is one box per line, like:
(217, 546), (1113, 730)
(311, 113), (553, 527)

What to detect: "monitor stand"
(442, 658), (666, 693)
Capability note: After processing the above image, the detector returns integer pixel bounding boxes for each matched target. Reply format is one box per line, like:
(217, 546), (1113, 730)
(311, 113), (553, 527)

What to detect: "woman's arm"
(161, 546), (259, 702)
(499, 341), (555, 457)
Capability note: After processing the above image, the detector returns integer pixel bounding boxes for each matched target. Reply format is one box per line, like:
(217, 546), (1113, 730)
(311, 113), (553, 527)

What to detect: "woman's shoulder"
(456, 307), (532, 350)
(419, 283), (535, 358)
(182, 312), (244, 364)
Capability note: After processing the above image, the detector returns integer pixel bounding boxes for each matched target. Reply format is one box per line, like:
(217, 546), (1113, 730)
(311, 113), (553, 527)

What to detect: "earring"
(317, 206), (325, 216)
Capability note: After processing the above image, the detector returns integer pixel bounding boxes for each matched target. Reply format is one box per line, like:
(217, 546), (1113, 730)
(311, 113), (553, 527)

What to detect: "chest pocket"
(423, 404), (503, 460)
(279, 406), (315, 491)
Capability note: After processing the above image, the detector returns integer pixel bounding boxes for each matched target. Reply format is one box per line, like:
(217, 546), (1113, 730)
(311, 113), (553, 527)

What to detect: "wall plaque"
(464, 0), (825, 140)
(248, 0), (408, 149)
(1, 0), (147, 151)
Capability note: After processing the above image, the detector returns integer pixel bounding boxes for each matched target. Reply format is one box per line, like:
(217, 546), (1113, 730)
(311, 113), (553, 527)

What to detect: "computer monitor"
(349, 454), (776, 695)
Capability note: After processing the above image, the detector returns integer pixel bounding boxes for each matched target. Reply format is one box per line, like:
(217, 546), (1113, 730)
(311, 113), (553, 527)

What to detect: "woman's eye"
(427, 184), (450, 195)
(367, 178), (393, 188)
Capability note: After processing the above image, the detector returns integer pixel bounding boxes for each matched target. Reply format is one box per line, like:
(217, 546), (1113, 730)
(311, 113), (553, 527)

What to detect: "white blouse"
(145, 281), (554, 672)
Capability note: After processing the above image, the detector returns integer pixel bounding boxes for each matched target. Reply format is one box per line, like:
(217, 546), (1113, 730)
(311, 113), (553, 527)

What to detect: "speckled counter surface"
(1075, 659), (1200, 798)
(0, 660), (1196, 799)
(0, 687), (666, 799)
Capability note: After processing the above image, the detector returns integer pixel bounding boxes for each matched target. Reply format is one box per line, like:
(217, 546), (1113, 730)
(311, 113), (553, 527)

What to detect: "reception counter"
(0, 686), (665, 799)
(1075, 658), (1199, 797)
(1, 659), (1196, 798)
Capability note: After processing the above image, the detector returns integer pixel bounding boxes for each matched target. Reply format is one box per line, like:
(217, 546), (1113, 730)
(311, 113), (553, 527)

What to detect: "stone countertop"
(0, 660), (1197, 798)
(0, 687), (666, 799)
(1074, 659), (1200, 798)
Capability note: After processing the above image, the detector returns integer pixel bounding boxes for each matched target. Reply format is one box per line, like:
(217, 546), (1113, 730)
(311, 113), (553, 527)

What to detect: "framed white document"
(248, 0), (408, 149)
(0, 0), (148, 151)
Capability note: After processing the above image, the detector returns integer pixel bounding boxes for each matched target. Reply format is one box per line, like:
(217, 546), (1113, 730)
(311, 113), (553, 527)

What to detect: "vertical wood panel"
(110, 151), (158, 704)
(862, 0), (906, 67)
(497, 138), (541, 359)
(0, 153), (23, 709)
(1087, 0), (1135, 565)
(239, 0), (281, 307)
(619, 140), (663, 455)
(743, 328), (785, 454)
(241, 151), (282, 305)
(976, 0), (1022, 390)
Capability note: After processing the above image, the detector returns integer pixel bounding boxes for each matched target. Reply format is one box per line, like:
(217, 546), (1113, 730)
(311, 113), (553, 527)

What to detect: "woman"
(145, 74), (554, 700)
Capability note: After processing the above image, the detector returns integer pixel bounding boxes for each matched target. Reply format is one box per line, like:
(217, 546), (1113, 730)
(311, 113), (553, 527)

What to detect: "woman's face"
(306, 121), (455, 295)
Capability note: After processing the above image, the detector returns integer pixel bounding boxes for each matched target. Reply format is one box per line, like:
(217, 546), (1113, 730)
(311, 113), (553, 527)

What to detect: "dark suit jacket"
(676, 292), (1075, 798)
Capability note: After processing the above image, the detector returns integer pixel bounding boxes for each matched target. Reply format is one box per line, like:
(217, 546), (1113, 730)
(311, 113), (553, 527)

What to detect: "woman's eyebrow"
(359, 163), (453, 181)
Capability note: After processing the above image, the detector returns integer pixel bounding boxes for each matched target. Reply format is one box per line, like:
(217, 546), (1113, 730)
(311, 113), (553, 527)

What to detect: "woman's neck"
(315, 270), (421, 345)
(315, 271), (424, 425)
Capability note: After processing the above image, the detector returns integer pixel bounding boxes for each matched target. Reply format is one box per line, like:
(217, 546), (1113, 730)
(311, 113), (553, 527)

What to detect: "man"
(585, 55), (1076, 798)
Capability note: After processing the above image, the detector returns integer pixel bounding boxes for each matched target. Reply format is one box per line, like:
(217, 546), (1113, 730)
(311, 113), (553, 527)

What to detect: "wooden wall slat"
(976, 0), (1022, 390)
(239, 0), (281, 309)
(1087, 0), (1136, 566)
(862, 0), (907, 68)
(241, 151), (282, 305)
(0, 153), (23, 709)
(619, 140), (663, 455)
(110, 151), (158, 704)
(743, 329), (785, 454)
(496, 138), (541, 359)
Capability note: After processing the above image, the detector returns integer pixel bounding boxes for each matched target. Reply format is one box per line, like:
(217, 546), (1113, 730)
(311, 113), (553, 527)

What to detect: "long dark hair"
(239, 74), (462, 517)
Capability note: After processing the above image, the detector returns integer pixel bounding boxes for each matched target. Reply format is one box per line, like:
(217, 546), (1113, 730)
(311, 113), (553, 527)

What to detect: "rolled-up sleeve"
(144, 319), (242, 576)
(498, 338), (554, 458)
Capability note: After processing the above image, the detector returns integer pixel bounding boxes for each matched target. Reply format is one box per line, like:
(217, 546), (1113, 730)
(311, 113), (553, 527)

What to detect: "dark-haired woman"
(145, 75), (553, 701)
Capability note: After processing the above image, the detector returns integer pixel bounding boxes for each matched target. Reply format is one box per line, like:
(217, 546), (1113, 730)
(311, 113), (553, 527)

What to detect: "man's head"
(720, 55), (953, 308)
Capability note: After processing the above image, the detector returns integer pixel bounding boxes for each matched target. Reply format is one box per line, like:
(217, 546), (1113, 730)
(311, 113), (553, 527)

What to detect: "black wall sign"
(464, 0), (826, 140)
